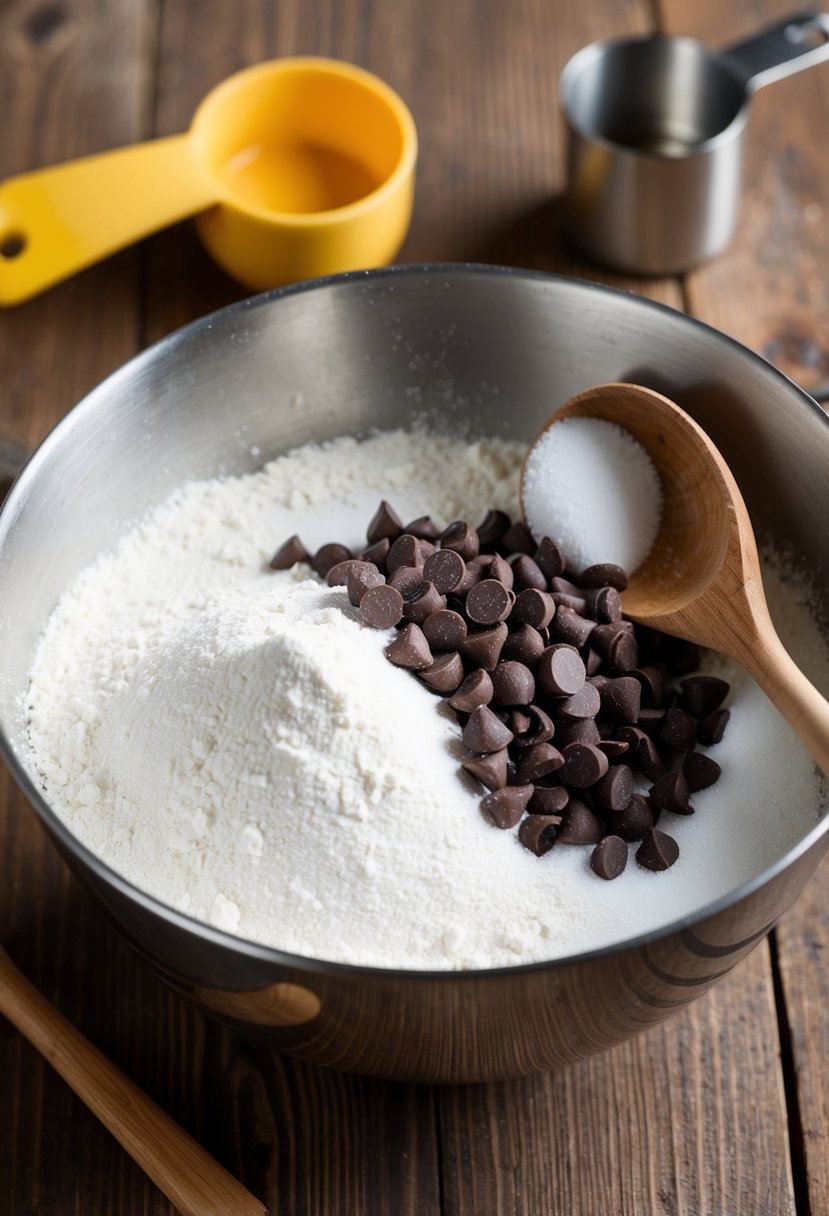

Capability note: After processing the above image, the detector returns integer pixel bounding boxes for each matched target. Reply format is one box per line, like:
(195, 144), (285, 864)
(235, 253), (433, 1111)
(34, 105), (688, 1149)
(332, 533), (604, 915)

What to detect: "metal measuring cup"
(560, 10), (829, 275)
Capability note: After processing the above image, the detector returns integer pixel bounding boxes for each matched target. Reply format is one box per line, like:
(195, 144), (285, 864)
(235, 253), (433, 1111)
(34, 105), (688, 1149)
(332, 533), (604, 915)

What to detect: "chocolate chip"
(697, 708), (730, 746)
(361, 537), (391, 570)
(512, 588), (556, 629)
(514, 741), (565, 783)
(440, 520), (479, 561)
(418, 651), (465, 693)
(631, 731), (668, 781)
(585, 648), (603, 676)
(597, 739), (630, 761)
(487, 552), (514, 590)
(458, 622), (508, 670)
(551, 606), (595, 649)
(638, 707), (666, 733)
(501, 521), (535, 554)
(557, 718), (602, 748)
(592, 586), (623, 623)
(501, 623), (546, 668)
(417, 539), (437, 563)
(558, 682), (601, 721)
(614, 793), (654, 841)
(457, 562), (485, 595)
(683, 751), (722, 792)
(518, 814), (561, 855)
(490, 660), (536, 707)
(422, 548), (466, 593)
(608, 630), (638, 674)
(592, 764), (634, 811)
(590, 621), (630, 658)
(481, 784), (534, 829)
(580, 563), (629, 591)
(649, 770), (694, 815)
(462, 747), (508, 791)
(631, 666), (665, 708)
(387, 565), (424, 596)
(270, 534), (310, 570)
(509, 709), (533, 737)
(561, 742), (609, 788)
(404, 515), (441, 541)
(599, 676), (641, 725)
(448, 669), (494, 713)
(386, 534), (423, 574)
(510, 703), (555, 747)
(345, 562), (387, 604)
(366, 500), (403, 544)
(552, 592), (589, 615)
(660, 706), (697, 751)
(679, 675), (730, 719)
(423, 609), (468, 651)
(550, 576), (584, 598)
(476, 509), (511, 548)
(401, 581), (446, 624)
(537, 644), (586, 697)
(359, 584), (404, 629)
(534, 536), (564, 581)
(528, 784), (570, 815)
(557, 799), (603, 845)
(591, 835), (628, 880)
(466, 579), (514, 625)
(326, 558), (360, 587)
(312, 542), (352, 577)
(385, 623), (433, 670)
(512, 555), (548, 592)
(462, 704), (515, 754)
(636, 829), (680, 871)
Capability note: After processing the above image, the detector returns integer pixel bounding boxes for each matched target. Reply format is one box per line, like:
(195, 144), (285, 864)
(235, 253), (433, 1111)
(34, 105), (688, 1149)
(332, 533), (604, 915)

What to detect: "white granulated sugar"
(522, 417), (662, 573)
(26, 428), (827, 970)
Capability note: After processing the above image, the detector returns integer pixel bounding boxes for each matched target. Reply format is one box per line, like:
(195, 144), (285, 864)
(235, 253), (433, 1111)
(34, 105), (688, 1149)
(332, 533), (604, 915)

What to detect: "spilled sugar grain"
(25, 429), (828, 969)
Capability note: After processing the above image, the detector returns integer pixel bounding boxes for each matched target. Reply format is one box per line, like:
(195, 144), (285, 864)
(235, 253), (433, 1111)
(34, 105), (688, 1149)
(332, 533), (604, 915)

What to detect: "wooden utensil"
(521, 381), (829, 774)
(0, 946), (267, 1216)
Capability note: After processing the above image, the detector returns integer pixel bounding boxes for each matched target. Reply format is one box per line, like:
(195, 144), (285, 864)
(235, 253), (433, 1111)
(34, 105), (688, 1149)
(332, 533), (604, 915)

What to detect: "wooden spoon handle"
(0, 948), (267, 1216)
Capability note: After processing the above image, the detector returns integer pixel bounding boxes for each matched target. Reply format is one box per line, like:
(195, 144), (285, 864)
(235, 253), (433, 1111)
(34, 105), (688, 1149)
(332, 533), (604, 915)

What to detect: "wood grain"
(1, 0), (826, 1212)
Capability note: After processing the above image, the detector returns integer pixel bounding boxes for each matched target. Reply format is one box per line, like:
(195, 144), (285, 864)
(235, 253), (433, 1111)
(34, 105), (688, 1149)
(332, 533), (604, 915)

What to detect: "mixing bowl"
(1, 265), (827, 1083)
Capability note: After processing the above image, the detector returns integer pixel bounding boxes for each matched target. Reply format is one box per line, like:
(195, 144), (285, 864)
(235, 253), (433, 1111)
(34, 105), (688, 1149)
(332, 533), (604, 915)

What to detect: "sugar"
(523, 417), (662, 573)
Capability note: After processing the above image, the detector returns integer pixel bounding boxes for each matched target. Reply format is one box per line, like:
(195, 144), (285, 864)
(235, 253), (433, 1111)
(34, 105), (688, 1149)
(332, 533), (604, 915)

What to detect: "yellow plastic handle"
(0, 134), (219, 305)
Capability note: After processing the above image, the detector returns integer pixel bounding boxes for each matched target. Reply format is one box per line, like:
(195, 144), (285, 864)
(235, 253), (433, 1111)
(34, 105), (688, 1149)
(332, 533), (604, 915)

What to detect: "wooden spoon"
(0, 945), (267, 1216)
(521, 381), (829, 774)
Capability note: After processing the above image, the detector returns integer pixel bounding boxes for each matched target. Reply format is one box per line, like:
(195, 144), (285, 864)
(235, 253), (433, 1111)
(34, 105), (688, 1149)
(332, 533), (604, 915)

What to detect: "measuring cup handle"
(0, 135), (218, 306)
(722, 9), (829, 93)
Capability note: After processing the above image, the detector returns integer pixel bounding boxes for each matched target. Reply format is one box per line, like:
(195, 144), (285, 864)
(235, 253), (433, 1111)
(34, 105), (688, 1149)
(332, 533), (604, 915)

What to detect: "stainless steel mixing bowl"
(1, 265), (827, 1083)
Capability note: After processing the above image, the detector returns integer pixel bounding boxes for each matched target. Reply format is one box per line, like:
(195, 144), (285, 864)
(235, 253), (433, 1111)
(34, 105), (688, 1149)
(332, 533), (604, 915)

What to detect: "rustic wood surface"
(1, 1), (827, 1213)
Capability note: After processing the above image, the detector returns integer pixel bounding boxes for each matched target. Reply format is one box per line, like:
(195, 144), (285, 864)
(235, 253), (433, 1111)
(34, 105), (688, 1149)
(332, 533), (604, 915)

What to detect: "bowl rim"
(2, 260), (827, 981)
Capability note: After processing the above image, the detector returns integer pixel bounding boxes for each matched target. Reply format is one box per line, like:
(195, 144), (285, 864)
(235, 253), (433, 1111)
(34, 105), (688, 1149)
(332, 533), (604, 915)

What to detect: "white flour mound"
(25, 429), (828, 969)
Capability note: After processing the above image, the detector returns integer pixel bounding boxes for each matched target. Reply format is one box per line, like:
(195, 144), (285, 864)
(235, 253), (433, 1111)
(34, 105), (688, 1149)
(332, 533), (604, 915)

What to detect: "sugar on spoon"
(0, 945), (267, 1216)
(520, 381), (829, 774)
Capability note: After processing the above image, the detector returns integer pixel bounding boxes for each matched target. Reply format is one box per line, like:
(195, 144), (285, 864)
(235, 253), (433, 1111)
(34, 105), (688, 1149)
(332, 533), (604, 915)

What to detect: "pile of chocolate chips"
(270, 503), (730, 881)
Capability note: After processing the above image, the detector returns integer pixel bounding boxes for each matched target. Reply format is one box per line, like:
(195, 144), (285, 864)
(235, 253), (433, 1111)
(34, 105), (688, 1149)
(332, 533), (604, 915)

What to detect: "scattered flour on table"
(25, 429), (827, 969)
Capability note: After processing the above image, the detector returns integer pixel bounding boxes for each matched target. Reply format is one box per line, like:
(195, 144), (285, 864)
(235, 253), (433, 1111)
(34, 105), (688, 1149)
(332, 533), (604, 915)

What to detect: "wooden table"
(2, 1), (828, 1212)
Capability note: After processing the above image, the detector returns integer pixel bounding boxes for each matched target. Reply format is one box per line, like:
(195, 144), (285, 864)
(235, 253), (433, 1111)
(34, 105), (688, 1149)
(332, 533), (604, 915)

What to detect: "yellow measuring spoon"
(0, 57), (417, 305)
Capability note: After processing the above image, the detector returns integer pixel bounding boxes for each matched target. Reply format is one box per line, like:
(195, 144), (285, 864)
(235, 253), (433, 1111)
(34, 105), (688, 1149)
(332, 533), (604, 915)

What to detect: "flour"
(25, 429), (828, 969)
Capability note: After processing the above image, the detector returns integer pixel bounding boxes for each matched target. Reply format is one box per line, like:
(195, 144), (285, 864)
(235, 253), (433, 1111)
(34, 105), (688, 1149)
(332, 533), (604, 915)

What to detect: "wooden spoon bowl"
(522, 382), (829, 774)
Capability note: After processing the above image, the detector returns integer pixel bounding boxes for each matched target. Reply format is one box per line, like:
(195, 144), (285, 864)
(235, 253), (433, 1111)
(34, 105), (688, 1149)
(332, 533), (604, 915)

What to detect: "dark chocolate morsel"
(537, 644), (586, 697)
(591, 835), (629, 880)
(679, 675), (730, 719)
(592, 764), (634, 811)
(683, 751), (722, 792)
(326, 558), (359, 587)
(404, 515), (441, 541)
(561, 742), (609, 788)
(359, 584), (404, 629)
(270, 534), (310, 570)
(630, 666), (665, 708)
(448, 669), (494, 713)
(608, 630), (638, 673)
(518, 814), (561, 856)
(466, 578), (514, 625)
(423, 609), (468, 651)
(613, 793), (654, 841)
(580, 563), (629, 591)
(510, 703), (555, 747)
(509, 709), (533, 737)
(481, 784), (534, 829)
(387, 565), (425, 596)
(401, 580), (446, 624)
(312, 542), (352, 578)
(487, 552), (515, 590)
(458, 622), (509, 670)
(649, 770), (694, 815)
(557, 799), (603, 845)
(501, 520), (535, 554)
(660, 706), (698, 751)
(440, 520), (480, 561)
(636, 829), (680, 871)
(528, 784), (570, 815)
(557, 718), (601, 747)
(697, 708), (730, 746)
(501, 623), (546, 668)
(422, 547), (466, 593)
(418, 651), (465, 693)
(490, 660), (536, 707)
(597, 738), (630, 761)
(360, 536), (391, 570)
(558, 682), (602, 721)
(457, 562), (485, 595)
(511, 555), (548, 592)
(462, 747), (508, 791)
(366, 500), (403, 544)
(346, 563), (387, 605)
(384, 623), (433, 670)
(512, 588), (556, 629)
(599, 676), (641, 725)
(534, 536), (564, 581)
(552, 592), (589, 616)
(514, 742), (565, 783)
(476, 509), (512, 548)
(462, 704), (515, 754)
(585, 648), (604, 676)
(386, 533), (423, 574)
(592, 585), (624, 623)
